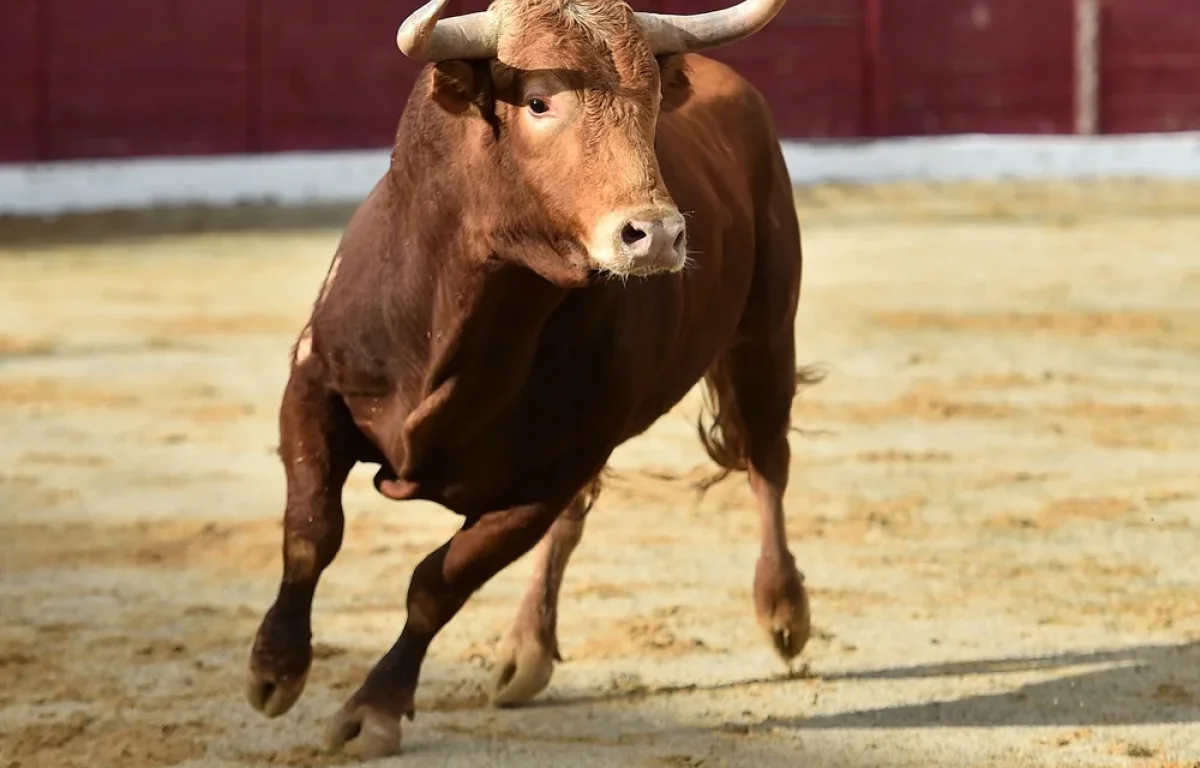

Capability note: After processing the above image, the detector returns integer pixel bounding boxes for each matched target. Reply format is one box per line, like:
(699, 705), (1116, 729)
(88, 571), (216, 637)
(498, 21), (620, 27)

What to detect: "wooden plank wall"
(1, 0), (1198, 163)
(873, 0), (1076, 135)
(656, 0), (867, 138)
(1101, 0), (1200, 133)
(0, 0), (39, 162)
(42, 0), (251, 159)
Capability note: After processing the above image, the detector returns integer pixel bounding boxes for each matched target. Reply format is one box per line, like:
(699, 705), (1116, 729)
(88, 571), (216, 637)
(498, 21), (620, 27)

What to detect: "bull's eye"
(528, 98), (550, 115)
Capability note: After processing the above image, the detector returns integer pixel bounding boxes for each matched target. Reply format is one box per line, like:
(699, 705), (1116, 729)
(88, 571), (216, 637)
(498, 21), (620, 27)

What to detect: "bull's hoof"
(754, 556), (811, 664)
(323, 703), (402, 759)
(245, 615), (312, 718)
(763, 609), (810, 662)
(244, 661), (309, 718)
(489, 633), (557, 707)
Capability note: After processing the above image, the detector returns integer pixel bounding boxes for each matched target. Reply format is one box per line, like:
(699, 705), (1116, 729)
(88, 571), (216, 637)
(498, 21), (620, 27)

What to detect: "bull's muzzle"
(610, 208), (688, 276)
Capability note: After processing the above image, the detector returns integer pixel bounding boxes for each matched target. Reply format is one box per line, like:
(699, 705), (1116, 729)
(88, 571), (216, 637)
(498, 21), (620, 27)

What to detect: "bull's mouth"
(585, 242), (690, 281)
(586, 263), (680, 282)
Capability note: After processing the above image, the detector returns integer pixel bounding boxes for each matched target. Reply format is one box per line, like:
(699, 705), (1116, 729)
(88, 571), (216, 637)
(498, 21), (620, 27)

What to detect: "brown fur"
(246, 0), (819, 757)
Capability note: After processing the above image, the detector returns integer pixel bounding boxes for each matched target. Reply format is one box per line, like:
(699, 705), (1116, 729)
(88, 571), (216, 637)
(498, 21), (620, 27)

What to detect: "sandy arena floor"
(1, 180), (1199, 768)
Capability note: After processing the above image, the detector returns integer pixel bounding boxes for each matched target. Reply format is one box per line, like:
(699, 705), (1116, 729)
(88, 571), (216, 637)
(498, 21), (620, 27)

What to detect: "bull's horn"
(636, 0), (788, 55)
(396, 0), (499, 62)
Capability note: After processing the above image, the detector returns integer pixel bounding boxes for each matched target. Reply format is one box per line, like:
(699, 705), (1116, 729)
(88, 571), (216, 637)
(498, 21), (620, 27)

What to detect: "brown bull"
(245, 0), (820, 758)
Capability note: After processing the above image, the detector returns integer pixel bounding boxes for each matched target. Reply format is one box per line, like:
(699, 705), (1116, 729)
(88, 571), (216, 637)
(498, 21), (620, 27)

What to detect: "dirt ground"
(2, 179), (1199, 768)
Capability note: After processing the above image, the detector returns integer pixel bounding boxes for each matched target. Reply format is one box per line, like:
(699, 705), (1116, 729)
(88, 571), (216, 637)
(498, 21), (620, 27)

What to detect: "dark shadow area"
(239, 656), (873, 768)
(517, 642), (1200, 731)
(0, 340), (207, 366)
(782, 641), (1200, 729)
(9, 180), (1200, 250)
(0, 201), (360, 249)
(528, 665), (815, 711)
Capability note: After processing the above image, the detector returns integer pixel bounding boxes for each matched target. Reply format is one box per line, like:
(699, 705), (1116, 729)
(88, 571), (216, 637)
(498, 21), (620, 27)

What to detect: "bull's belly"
(345, 361), (709, 518)
(332, 288), (741, 516)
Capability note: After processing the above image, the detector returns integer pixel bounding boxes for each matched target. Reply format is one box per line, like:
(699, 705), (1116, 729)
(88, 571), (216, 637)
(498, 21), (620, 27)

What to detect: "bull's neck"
(386, 87), (492, 225)
(385, 89), (578, 324)
(384, 97), (568, 407)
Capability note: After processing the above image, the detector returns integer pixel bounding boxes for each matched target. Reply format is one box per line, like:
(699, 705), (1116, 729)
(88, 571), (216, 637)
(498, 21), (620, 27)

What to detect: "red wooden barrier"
(257, 0), (426, 152)
(3, 0), (1200, 164)
(42, 0), (250, 160)
(656, 0), (866, 138)
(876, 0), (1075, 135)
(1101, 0), (1200, 133)
(0, 1), (39, 162)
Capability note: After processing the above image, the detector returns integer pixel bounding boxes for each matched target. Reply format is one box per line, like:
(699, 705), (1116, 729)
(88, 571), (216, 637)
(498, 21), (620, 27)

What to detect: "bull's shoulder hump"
(678, 53), (764, 101)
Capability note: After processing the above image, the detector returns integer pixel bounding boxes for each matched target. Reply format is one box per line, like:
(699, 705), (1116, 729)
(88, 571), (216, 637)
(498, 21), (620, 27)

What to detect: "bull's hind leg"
(245, 359), (360, 718)
(704, 341), (816, 663)
(489, 484), (596, 706)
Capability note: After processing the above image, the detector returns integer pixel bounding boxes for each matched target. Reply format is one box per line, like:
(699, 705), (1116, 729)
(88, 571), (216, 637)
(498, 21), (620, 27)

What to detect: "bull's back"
(653, 53), (791, 298)
(656, 54), (783, 212)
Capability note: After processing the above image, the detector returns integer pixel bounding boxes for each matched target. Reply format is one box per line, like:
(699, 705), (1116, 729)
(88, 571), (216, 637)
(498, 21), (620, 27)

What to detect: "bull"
(244, 0), (820, 758)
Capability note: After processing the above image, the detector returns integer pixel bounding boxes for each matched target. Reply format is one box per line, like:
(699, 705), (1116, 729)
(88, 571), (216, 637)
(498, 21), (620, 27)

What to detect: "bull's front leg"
(324, 499), (565, 759)
(245, 362), (358, 717)
(489, 491), (591, 706)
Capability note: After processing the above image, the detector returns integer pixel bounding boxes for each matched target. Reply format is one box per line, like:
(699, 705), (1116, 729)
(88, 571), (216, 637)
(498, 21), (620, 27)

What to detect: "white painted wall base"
(0, 149), (393, 217)
(779, 132), (1200, 185)
(3, 132), (1200, 217)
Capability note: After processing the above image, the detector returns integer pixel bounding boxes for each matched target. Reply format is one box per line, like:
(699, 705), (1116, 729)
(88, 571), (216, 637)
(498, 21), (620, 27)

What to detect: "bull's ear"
(431, 60), (484, 114)
(656, 54), (692, 113)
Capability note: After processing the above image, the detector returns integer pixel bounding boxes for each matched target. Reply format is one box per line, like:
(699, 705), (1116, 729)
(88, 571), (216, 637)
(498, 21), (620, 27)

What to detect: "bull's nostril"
(621, 223), (647, 246)
(673, 231), (685, 250)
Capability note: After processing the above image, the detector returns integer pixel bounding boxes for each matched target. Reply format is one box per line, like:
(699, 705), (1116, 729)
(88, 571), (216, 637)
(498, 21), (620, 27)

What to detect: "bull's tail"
(695, 361), (826, 493)
(695, 357), (748, 489)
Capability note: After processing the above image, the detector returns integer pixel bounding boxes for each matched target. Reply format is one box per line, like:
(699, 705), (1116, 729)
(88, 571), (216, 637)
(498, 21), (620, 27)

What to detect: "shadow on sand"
(236, 642), (1198, 767)
(0, 201), (359, 248)
(781, 640), (1200, 730)
(536, 641), (1200, 730)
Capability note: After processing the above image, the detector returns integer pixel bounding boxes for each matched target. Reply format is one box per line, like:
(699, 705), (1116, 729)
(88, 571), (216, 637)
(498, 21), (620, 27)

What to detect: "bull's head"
(396, 0), (786, 280)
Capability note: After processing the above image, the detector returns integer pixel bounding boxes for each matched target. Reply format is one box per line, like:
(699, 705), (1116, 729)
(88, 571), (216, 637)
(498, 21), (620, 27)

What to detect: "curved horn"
(396, 0), (498, 62)
(636, 0), (788, 55)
